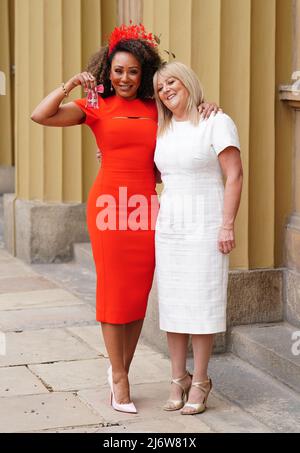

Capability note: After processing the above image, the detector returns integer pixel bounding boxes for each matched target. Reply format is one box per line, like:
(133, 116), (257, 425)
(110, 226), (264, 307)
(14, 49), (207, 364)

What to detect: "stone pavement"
(0, 198), (300, 433)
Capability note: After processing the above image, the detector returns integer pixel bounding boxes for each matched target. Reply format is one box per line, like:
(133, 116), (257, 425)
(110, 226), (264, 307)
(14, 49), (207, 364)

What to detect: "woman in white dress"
(153, 62), (243, 415)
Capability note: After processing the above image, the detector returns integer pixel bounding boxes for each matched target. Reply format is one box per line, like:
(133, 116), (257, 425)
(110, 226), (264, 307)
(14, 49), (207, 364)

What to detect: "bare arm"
(30, 72), (96, 127)
(217, 146), (243, 254)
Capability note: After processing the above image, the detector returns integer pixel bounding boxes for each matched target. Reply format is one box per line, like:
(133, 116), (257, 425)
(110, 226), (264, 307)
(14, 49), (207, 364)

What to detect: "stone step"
(187, 352), (300, 433)
(229, 322), (300, 394)
(73, 242), (94, 272)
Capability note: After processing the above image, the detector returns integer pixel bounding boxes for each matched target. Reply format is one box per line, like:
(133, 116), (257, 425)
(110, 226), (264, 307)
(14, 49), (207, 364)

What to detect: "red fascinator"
(108, 22), (158, 55)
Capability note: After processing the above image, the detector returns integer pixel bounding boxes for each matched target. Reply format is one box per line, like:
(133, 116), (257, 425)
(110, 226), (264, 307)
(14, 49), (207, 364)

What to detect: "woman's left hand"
(198, 102), (221, 119)
(218, 226), (235, 254)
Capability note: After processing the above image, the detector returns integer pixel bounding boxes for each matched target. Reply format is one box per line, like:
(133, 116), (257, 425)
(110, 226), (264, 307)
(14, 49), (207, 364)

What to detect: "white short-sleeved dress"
(154, 113), (240, 334)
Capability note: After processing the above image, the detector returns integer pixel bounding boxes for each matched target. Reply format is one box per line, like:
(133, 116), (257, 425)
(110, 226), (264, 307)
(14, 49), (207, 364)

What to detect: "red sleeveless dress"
(74, 95), (158, 324)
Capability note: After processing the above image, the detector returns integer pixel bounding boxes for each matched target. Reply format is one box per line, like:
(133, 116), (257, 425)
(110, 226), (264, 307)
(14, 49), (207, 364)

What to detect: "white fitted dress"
(154, 113), (240, 334)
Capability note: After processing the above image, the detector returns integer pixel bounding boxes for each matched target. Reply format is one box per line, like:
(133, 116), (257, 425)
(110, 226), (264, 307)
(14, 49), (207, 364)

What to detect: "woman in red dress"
(31, 24), (217, 414)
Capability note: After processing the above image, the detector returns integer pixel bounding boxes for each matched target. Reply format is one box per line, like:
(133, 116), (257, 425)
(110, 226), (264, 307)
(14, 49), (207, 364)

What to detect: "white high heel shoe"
(107, 366), (137, 414)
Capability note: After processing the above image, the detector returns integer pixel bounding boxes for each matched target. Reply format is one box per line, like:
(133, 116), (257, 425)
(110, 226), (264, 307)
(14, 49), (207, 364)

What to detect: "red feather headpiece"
(108, 22), (157, 55)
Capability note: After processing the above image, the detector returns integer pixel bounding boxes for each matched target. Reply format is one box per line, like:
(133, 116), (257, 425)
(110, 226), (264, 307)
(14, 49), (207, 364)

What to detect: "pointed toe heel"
(107, 366), (137, 414)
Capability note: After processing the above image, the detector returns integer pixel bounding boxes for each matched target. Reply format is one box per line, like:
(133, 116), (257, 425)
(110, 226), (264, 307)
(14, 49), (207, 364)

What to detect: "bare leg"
(167, 332), (191, 401)
(123, 319), (144, 373)
(101, 322), (130, 404)
(191, 333), (214, 382)
(183, 333), (214, 413)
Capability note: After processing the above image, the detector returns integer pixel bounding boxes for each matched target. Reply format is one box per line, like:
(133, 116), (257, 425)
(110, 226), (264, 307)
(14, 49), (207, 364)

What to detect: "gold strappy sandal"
(181, 377), (212, 415)
(163, 371), (192, 411)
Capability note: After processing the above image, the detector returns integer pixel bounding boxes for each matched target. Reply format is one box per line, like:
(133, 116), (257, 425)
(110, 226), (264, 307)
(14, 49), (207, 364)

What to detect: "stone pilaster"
(0, 1), (14, 195)
(279, 0), (300, 327)
(117, 0), (143, 25)
(3, 0), (102, 263)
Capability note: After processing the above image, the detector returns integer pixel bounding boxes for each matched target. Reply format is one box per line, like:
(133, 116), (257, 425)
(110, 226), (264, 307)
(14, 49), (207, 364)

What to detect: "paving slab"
(77, 381), (271, 433)
(28, 350), (170, 393)
(29, 358), (108, 392)
(66, 326), (107, 356)
(0, 288), (85, 310)
(40, 346), (171, 395)
(198, 391), (271, 433)
(93, 416), (214, 433)
(0, 249), (15, 262)
(129, 354), (171, 385)
(32, 262), (96, 305)
(0, 262), (36, 279)
(0, 304), (96, 331)
(77, 381), (175, 425)
(0, 366), (49, 397)
(0, 392), (103, 433)
(200, 353), (300, 433)
(132, 341), (161, 357)
(0, 276), (57, 294)
(27, 424), (114, 433)
(66, 326), (159, 358)
(0, 328), (99, 367)
(34, 416), (213, 433)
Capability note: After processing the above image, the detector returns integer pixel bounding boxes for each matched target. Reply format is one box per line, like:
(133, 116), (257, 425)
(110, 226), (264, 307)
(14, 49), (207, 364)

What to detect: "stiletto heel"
(181, 377), (212, 415)
(107, 366), (137, 414)
(163, 371), (192, 411)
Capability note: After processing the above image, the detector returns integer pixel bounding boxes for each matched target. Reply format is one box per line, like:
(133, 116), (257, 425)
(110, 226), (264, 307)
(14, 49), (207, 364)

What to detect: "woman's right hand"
(218, 226), (235, 254)
(66, 72), (97, 94)
(31, 71), (97, 127)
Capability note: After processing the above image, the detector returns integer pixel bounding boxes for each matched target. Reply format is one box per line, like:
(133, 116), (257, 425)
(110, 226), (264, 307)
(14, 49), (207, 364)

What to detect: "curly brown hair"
(86, 39), (163, 99)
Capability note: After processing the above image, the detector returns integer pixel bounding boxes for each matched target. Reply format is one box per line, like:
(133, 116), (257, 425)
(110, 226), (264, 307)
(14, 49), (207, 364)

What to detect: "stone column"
(279, 0), (300, 327)
(117, 0), (143, 25)
(4, 0), (104, 263)
(0, 0), (15, 195)
(0, 72), (5, 95)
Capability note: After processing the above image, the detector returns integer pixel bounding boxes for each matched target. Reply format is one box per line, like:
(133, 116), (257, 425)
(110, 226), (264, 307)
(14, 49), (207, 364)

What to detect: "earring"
(110, 82), (114, 92)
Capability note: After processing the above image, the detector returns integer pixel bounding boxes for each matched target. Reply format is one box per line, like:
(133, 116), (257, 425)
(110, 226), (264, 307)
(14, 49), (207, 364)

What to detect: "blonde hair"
(153, 61), (204, 136)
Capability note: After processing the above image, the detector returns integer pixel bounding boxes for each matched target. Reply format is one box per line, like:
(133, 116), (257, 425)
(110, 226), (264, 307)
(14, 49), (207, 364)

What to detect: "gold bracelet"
(61, 82), (69, 97)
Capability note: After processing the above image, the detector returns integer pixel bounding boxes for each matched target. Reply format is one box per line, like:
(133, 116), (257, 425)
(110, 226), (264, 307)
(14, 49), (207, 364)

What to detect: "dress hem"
(96, 316), (145, 325)
(159, 324), (226, 335)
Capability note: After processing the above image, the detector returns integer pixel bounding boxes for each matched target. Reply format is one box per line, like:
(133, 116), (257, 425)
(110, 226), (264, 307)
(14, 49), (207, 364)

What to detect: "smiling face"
(157, 74), (189, 118)
(110, 51), (142, 100)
